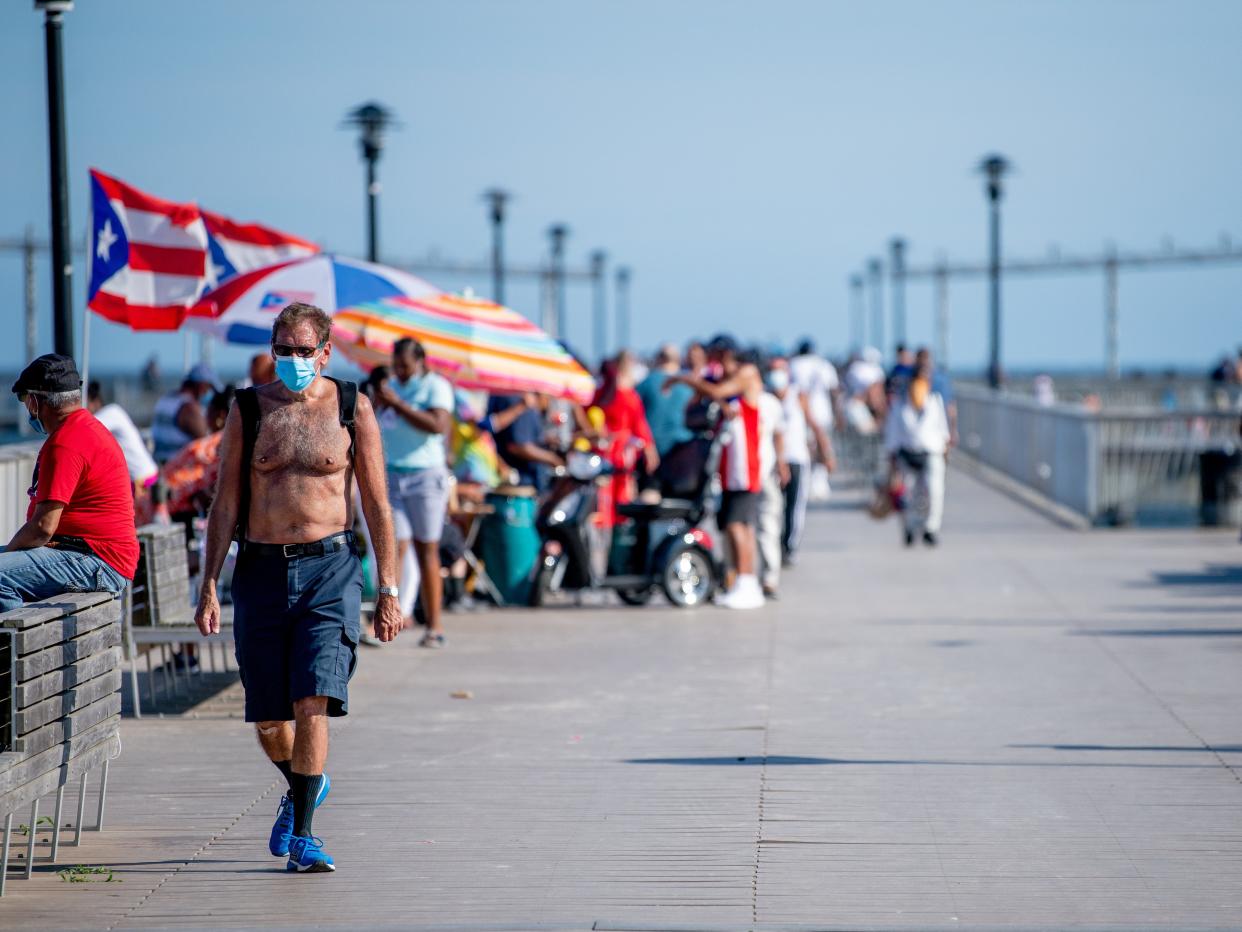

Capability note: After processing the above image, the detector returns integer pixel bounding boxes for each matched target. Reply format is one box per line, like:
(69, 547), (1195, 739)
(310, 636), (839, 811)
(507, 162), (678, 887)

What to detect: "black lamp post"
(889, 237), (907, 347)
(36, 0), (74, 358)
(547, 224), (568, 338)
(590, 250), (608, 364)
(343, 102), (397, 263)
(614, 266), (631, 351)
(867, 257), (884, 352)
(849, 273), (865, 350)
(978, 153), (1012, 388)
(482, 188), (510, 305)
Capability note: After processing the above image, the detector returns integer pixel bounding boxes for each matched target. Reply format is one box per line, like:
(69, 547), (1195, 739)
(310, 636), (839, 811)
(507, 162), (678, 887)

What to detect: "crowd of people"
(0, 328), (959, 634)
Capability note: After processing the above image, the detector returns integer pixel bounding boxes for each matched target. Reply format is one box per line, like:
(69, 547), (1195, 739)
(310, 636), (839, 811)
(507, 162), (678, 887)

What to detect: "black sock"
(290, 772), (324, 838)
(273, 759), (294, 791)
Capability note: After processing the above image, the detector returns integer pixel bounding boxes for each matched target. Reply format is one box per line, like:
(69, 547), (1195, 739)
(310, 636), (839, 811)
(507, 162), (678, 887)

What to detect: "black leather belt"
(241, 531), (355, 559)
(50, 535), (98, 558)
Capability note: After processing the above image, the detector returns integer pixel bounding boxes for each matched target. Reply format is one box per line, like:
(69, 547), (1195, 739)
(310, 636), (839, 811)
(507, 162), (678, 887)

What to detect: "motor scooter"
(530, 438), (722, 608)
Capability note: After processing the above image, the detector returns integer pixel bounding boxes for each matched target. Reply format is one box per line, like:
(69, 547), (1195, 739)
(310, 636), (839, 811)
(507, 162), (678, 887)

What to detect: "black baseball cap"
(12, 354), (82, 395)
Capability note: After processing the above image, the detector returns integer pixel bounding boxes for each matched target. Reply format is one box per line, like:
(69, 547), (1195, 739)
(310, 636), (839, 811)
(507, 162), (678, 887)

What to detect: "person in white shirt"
(768, 363), (836, 566)
(755, 388), (788, 597)
(883, 362), (951, 547)
(789, 340), (840, 502)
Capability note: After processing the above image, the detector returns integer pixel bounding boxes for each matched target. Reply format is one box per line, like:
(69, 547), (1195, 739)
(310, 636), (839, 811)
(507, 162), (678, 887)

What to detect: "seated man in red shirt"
(0, 354), (138, 612)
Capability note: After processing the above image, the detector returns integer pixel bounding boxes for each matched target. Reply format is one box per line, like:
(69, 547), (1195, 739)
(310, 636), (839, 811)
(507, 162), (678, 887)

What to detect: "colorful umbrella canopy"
(188, 254), (438, 344)
(332, 293), (596, 404)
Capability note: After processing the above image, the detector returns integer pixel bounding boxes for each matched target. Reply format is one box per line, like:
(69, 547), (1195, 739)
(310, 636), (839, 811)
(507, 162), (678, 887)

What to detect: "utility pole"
(20, 227), (37, 436)
(978, 153), (1012, 388)
(483, 188), (510, 305)
(37, 0), (74, 358)
(547, 224), (568, 339)
(933, 258), (949, 368)
(614, 266), (631, 351)
(1104, 245), (1120, 379)
(590, 250), (608, 363)
(889, 237), (907, 346)
(343, 102), (397, 263)
(849, 273), (865, 350)
(867, 257), (884, 353)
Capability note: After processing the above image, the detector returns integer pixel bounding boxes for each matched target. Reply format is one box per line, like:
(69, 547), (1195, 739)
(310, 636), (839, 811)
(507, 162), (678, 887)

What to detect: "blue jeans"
(0, 546), (126, 614)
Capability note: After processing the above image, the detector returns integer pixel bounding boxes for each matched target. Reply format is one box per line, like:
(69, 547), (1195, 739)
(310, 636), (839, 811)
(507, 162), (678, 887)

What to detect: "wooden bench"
(124, 524), (236, 717)
(0, 591), (122, 895)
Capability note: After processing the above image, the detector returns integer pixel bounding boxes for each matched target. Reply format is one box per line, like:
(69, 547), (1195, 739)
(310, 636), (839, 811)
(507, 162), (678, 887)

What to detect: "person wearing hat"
(0, 354), (137, 612)
(151, 362), (223, 464)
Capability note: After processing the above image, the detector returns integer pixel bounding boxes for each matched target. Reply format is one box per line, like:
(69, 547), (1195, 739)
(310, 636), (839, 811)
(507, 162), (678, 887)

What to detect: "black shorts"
(231, 535), (363, 723)
(718, 489), (760, 529)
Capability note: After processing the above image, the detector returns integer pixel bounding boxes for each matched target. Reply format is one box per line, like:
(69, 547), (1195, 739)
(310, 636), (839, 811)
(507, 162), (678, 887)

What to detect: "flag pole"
(80, 307), (91, 397)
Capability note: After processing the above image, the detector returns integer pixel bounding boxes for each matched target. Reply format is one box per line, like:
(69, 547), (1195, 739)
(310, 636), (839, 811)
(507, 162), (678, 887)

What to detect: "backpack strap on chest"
(326, 376), (358, 461)
(234, 387), (261, 541)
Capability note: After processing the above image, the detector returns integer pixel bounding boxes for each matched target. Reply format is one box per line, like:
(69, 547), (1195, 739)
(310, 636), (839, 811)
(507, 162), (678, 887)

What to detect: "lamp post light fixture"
(482, 188), (510, 306)
(343, 102), (398, 263)
(36, 0), (74, 358)
(978, 153), (1012, 388)
(889, 237), (907, 347)
(590, 250), (608, 364)
(547, 224), (569, 339)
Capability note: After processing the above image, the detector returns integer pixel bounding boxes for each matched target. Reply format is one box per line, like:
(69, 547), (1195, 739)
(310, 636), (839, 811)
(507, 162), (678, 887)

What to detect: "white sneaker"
(721, 576), (765, 610)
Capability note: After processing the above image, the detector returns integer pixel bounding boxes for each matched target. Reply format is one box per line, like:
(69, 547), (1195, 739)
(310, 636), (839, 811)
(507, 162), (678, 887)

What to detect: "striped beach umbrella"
(332, 293), (596, 404)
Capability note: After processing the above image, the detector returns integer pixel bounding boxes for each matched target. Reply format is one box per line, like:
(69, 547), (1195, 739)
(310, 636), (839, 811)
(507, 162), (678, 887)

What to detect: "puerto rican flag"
(87, 168), (210, 330)
(201, 208), (318, 289)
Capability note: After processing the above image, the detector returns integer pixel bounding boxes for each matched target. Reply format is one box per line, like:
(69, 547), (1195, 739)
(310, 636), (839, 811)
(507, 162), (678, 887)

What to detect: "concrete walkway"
(6, 468), (1242, 931)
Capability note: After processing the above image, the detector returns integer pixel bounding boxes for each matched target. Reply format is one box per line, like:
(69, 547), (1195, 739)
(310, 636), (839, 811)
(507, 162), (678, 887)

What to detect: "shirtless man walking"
(195, 302), (402, 873)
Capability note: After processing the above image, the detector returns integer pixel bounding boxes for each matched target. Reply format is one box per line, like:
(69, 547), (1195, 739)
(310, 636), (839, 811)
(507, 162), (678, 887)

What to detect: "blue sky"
(0, 0), (1239, 377)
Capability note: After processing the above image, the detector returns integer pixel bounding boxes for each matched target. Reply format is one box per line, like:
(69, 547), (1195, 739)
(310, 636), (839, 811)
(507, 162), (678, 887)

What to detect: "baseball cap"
(11, 353), (82, 395)
(186, 363), (223, 391)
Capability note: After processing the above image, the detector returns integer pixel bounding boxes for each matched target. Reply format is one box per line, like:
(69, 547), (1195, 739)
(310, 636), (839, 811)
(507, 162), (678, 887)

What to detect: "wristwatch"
(377, 585), (400, 598)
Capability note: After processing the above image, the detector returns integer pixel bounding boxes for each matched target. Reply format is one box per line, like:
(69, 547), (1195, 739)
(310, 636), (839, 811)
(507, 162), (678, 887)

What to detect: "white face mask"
(768, 370), (790, 392)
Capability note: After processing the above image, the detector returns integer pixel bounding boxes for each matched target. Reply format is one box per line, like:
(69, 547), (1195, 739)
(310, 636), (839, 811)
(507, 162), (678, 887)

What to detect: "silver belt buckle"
(283, 543), (300, 558)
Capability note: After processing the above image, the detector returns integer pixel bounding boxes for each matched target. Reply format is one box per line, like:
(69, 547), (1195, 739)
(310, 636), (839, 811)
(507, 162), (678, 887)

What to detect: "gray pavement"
(5, 467), (1242, 931)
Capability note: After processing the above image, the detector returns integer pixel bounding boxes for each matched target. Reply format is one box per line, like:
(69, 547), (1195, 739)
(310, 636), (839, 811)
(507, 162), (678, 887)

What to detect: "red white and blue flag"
(201, 208), (319, 289)
(88, 169), (321, 333)
(87, 169), (211, 330)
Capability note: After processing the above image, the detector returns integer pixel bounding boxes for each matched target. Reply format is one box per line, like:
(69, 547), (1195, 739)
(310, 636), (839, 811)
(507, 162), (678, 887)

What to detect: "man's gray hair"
(31, 389), (81, 409)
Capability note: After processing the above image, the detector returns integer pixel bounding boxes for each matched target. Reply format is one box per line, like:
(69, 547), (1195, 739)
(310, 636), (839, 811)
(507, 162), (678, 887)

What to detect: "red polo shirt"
(28, 408), (139, 579)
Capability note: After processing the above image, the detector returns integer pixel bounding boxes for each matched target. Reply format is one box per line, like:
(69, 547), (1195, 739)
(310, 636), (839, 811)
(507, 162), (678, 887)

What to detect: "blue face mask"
(275, 356), (318, 393)
(26, 399), (46, 435)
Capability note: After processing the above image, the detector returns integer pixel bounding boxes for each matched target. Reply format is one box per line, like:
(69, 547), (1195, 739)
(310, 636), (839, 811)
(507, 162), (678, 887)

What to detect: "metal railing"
(0, 441), (42, 543)
(956, 385), (1241, 526)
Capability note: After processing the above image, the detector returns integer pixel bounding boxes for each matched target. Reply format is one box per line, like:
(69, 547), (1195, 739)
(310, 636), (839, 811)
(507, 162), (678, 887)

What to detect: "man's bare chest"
(253, 403), (350, 476)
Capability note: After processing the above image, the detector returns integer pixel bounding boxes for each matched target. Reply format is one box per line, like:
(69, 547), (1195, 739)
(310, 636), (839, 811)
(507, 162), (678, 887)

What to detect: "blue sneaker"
(269, 774), (331, 857)
(286, 834), (335, 873)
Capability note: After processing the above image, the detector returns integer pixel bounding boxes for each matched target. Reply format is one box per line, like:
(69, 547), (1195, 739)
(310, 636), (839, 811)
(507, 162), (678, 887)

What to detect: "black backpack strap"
(327, 376), (358, 461)
(234, 387), (260, 541)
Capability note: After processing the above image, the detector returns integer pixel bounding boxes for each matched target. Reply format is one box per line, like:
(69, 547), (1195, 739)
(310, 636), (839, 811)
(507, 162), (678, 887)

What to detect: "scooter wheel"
(662, 545), (716, 607)
(617, 586), (653, 606)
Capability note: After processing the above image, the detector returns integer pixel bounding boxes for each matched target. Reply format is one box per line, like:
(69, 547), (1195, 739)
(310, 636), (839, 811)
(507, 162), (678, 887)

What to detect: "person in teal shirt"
(636, 343), (695, 456)
(377, 338), (454, 647)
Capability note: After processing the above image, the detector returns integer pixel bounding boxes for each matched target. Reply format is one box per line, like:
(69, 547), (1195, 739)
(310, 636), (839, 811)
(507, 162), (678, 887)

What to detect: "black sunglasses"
(271, 340), (326, 359)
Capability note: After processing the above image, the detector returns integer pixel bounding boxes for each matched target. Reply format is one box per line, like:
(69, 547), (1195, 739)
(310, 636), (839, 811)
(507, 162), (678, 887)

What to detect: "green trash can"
(478, 488), (541, 605)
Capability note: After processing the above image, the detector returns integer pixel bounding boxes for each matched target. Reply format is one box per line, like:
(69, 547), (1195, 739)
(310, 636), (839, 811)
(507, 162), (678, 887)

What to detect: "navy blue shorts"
(231, 535), (363, 723)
